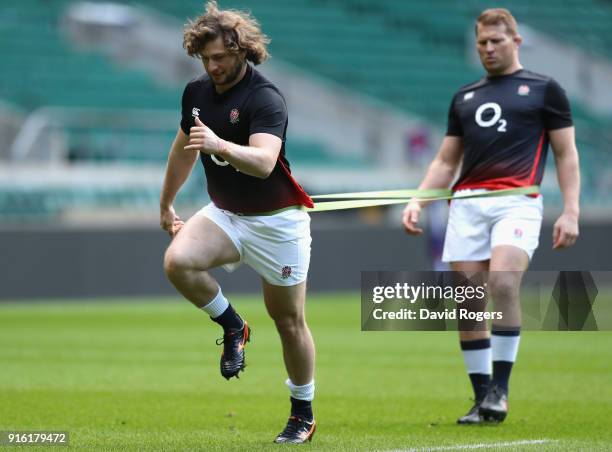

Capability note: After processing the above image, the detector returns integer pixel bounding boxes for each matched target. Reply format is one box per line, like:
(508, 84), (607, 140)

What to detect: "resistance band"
(306, 186), (539, 212)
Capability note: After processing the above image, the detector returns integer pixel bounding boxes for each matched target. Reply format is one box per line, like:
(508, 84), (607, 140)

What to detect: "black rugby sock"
(212, 304), (244, 331)
(290, 397), (313, 422)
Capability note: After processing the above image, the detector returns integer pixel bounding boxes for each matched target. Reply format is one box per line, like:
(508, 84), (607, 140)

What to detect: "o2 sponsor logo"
(475, 102), (507, 132)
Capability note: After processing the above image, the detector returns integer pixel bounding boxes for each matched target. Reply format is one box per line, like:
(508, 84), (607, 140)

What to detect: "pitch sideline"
(386, 438), (555, 451)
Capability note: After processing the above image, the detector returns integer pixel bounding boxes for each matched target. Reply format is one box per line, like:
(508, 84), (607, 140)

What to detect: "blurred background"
(1, 0), (611, 299)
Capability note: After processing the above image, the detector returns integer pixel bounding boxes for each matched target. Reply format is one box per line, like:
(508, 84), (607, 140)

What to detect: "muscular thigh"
(490, 245), (529, 271)
(262, 279), (307, 321)
(167, 214), (240, 270)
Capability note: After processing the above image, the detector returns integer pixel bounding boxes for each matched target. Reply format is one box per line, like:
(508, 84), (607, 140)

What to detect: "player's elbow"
(255, 158), (277, 179)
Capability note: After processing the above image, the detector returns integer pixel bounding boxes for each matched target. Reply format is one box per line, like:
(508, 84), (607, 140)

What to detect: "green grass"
(1, 294), (611, 451)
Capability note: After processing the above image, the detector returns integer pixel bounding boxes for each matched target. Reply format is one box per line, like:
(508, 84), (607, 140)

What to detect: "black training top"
(180, 64), (313, 213)
(446, 69), (573, 191)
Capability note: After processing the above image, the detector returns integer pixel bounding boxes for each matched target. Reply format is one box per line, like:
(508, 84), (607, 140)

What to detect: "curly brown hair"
(183, 1), (270, 65)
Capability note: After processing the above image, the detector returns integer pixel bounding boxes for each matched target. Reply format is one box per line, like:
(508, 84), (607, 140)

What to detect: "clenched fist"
(184, 116), (227, 155)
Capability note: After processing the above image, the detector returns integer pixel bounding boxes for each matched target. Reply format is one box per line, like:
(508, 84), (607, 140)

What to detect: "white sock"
(492, 334), (521, 362)
(462, 348), (492, 375)
(201, 287), (229, 319)
(460, 339), (492, 375)
(285, 378), (315, 401)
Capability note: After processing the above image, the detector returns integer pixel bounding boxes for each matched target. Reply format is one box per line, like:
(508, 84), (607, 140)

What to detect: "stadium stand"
(0, 3), (178, 110)
(0, 0), (344, 163)
(0, 0), (347, 220)
(144, 0), (612, 206)
(1, 0), (611, 221)
(148, 0), (612, 154)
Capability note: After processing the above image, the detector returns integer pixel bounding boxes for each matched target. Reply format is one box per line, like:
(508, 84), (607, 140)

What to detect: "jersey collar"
(486, 68), (524, 81)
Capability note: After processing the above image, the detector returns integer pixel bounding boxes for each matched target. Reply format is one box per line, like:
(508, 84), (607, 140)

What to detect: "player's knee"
(488, 275), (519, 304)
(163, 248), (193, 281)
(273, 313), (305, 338)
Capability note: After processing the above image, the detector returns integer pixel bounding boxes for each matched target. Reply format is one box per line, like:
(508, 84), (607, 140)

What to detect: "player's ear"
(513, 34), (522, 48)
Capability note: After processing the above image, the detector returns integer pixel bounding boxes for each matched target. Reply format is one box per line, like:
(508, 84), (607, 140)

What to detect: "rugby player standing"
(402, 8), (580, 423)
(160, 2), (316, 443)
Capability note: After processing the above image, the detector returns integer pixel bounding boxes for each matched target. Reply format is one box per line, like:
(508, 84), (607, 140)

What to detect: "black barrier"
(0, 223), (610, 299)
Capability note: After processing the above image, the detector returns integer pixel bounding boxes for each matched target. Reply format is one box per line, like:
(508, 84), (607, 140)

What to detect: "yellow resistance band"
(306, 186), (540, 212)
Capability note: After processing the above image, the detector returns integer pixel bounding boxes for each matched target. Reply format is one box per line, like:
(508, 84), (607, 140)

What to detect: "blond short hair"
(475, 8), (518, 37)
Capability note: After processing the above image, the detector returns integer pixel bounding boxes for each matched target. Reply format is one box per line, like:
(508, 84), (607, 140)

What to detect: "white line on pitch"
(387, 438), (555, 451)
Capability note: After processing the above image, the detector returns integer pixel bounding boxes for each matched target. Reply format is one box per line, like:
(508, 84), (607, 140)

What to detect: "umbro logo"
(463, 91), (474, 101)
(192, 107), (200, 117)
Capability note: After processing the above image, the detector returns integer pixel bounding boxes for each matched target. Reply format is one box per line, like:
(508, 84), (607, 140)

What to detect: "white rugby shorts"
(442, 189), (543, 262)
(196, 203), (311, 286)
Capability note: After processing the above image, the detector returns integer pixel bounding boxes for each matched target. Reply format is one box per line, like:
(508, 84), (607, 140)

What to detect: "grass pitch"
(1, 294), (611, 451)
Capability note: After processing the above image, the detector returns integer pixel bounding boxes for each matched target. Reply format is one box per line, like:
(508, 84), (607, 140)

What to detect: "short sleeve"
(247, 87), (287, 139)
(180, 82), (194, 135)
(446, 93), (463, 136)
(542, 79), (573, 130)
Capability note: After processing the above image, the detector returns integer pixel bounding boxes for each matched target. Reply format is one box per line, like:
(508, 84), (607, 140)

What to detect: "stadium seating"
(0, 4), (178, 109)
(3, 0), (611, 145)
(0, 0), (349, 219)
(0, 0), (343, 165)
(1, 0), (611, 220)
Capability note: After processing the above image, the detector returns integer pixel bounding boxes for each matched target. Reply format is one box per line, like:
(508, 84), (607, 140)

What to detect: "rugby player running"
(402, 8), (580, 424)
(160, 2), (316, 443)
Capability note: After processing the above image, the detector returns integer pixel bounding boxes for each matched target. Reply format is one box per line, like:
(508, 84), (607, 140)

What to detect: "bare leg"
(163, 215), (240, 307)
(262, 279), (314, 385)
(488, 245), (529, 328)
(451, 260), (490, 341)
(477, 245), (530, 421)
(451, 260), (492, 422)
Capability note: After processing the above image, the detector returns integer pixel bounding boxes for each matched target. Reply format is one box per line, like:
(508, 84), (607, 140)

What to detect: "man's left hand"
(185, 116), (227, 155)
(552, 212), (579, 249)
